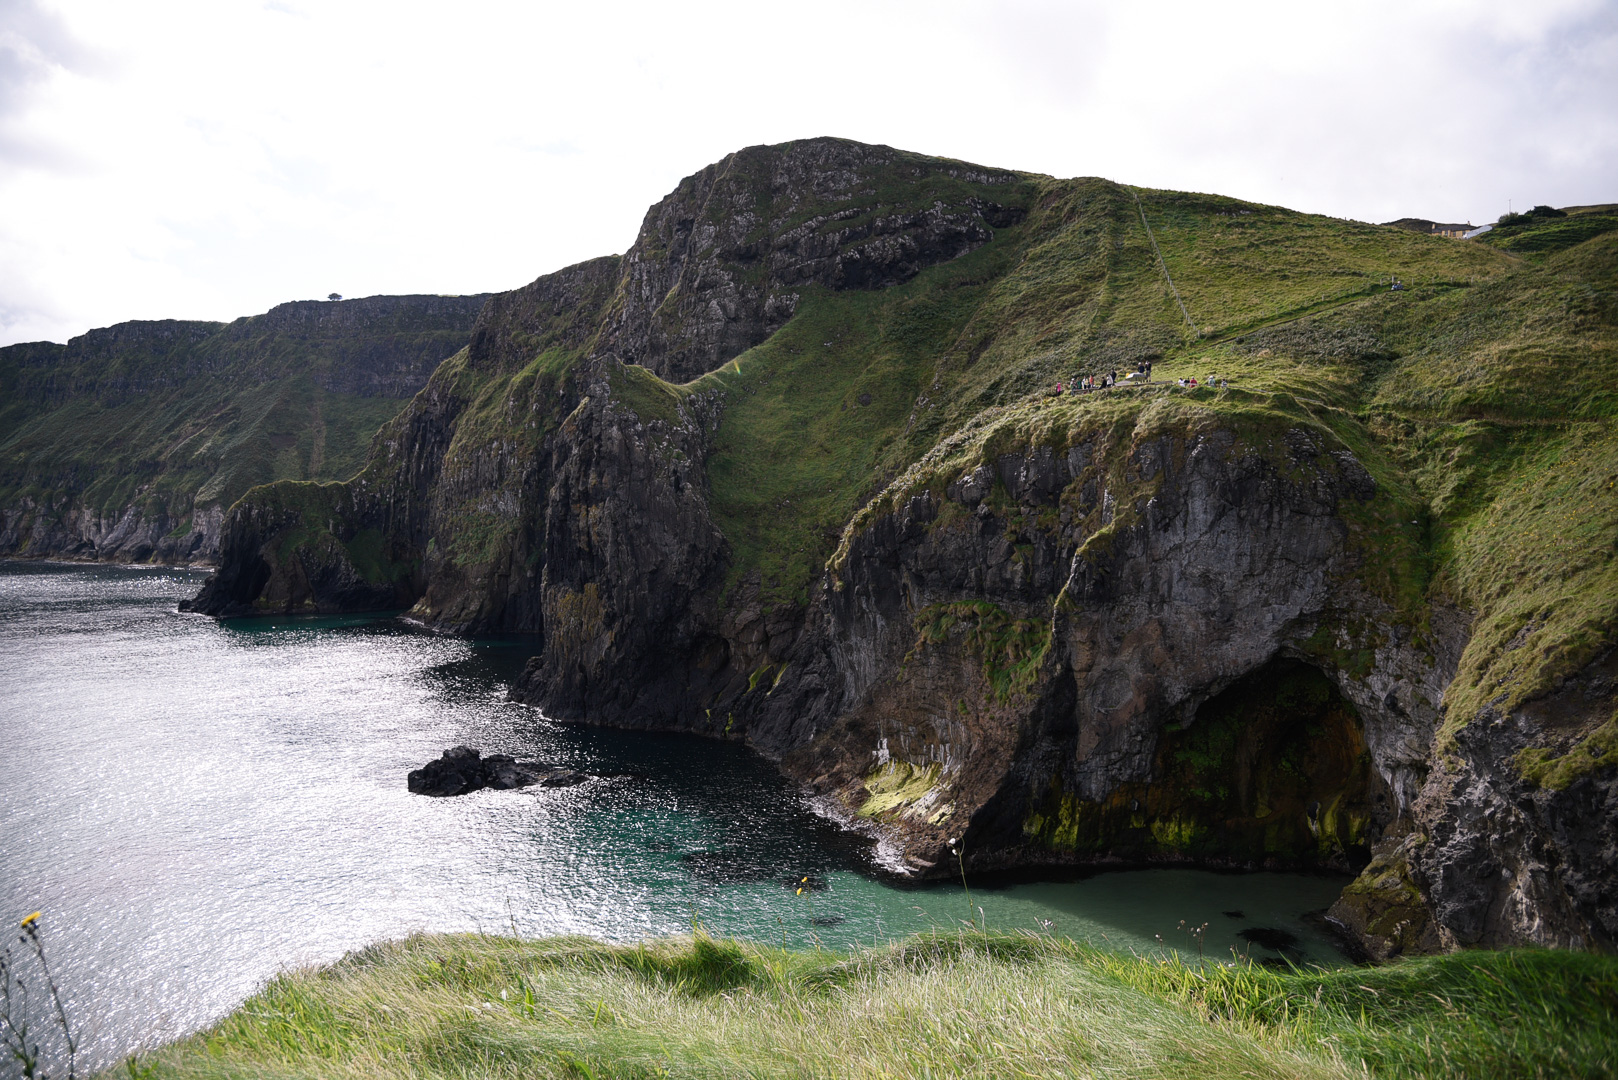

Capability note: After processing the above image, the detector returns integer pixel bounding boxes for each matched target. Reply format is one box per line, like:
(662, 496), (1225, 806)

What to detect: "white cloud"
(1, 0), (1614, 345)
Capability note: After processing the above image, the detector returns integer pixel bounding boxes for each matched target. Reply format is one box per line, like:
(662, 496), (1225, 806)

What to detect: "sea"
(0, 561), (1352, 1070)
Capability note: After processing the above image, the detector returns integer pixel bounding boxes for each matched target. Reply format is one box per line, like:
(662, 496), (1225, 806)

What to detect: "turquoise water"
(0, 562), (1350, 1068)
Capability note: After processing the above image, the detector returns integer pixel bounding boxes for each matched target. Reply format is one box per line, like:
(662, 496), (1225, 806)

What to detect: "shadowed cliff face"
(180, 137), (1617, 959)
(1398, 655), (1618, 953)
(748, 427), (1443, 880)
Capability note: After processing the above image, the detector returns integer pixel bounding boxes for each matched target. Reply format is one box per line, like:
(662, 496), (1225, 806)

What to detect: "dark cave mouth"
(1026, 659), (1386, 872)
(1148, 658), (1383, 869)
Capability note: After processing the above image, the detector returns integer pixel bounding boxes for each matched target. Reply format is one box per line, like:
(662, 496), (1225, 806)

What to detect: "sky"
(2, 0), (1615, 346)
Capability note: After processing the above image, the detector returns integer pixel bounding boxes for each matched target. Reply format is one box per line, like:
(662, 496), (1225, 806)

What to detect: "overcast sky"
(2, 0), (1615, 346)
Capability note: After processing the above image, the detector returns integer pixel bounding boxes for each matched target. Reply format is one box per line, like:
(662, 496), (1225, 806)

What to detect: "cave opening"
(1146, 658), (1385, 871)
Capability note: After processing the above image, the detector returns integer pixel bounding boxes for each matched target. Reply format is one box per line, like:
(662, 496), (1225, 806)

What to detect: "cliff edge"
(184, 137), (1618, 958)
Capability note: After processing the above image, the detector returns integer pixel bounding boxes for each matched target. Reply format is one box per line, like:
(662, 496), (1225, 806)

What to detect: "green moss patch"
(911, 600), (1052, 702)
(858, 760), (946, 821)
(1517, 709), (1618, 791)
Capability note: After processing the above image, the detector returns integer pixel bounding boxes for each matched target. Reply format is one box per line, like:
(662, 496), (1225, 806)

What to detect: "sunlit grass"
(135, 931), (1618, 1079)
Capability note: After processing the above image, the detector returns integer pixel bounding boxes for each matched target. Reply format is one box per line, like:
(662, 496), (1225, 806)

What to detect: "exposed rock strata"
(181, 137), (1615, 958)
(0, 500), (227, 565)
(600, 141), (1022, 383)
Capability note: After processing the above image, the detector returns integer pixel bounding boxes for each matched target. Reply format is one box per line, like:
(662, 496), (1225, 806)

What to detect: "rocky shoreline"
(174, 138), (1617, 958)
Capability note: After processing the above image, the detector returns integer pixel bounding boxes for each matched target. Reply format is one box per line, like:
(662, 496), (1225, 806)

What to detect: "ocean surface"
(0, 561), (1352, 1069)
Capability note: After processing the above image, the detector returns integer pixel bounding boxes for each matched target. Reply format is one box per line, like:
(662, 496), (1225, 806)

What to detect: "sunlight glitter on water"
(0, 562), (1350, 1069)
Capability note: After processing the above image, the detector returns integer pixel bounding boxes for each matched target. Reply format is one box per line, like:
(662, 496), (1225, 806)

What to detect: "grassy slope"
(1352, 235), (1618, 761)
(694, 231), (1029, 606)
(754, 181), (1612, 774)
(138, 931), (1618, 1079)
(627, 177), (1497, 612)
(0, 377), (402, 523)
(1477, 204), (1618, 258)
(0, 311), (478, 547)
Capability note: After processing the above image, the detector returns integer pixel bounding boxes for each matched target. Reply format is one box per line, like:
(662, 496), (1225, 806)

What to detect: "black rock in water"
(408, 746), (485, 796)
(407, 746), (588, 797)
(537, 768), (590, 788)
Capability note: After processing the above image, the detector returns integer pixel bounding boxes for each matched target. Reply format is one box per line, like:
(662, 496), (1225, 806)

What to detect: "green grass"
(1133, 188), (1507, 339)
(693, 229), (1026, 608)
(1478, 207), (1618, 257)
(0, 301), (476, 557)
(0, 379), (404, 521)
(132, 931), (1618, 1079)
(1348, 234), (1618, 751)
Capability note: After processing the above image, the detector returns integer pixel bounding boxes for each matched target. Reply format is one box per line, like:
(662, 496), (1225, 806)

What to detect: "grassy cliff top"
(650, 176), (1511, 610)
(0, 294), (489, 533)
(134, 930), (1618, 1079)
(592, 169), (1617, 769)
(205, 141), (1613, 772)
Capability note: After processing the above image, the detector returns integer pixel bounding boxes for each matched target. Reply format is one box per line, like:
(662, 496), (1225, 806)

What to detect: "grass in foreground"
(133, 931), (1617, 1079)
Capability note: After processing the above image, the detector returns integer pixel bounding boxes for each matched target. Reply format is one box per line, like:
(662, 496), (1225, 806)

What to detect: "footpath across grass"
(133, 931), (1617, 1079)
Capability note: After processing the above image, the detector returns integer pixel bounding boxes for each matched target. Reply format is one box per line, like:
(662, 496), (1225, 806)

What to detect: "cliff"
(182, 137), (1617, 958)
(0, 292), (489, 563)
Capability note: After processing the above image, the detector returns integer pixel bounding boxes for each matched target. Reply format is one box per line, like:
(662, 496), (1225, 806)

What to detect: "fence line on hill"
(1133, 189), (1198, 334)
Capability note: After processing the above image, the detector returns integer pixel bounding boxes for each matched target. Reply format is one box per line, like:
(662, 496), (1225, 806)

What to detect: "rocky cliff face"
(600, 140), (1023, 384)
(0, 293), (488, 564)
(1400, 655), (1618, 952)
(742, 419), (1444, 873)
(181, 137), (1616, 958)
(0, 498), (228, 565)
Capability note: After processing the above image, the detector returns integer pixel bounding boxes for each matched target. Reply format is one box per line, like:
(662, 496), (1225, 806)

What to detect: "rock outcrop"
(180, 137), (1617, 958)
(407, 746), (588, 796)
(601, 140), (1021, 383)
(744, 424), (1445, 878)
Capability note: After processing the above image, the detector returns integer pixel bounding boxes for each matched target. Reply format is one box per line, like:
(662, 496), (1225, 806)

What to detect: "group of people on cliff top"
(1056, 371), (1120, 394)
(1055, 360), (1147, 395)
(1053, 359), (1229, 396)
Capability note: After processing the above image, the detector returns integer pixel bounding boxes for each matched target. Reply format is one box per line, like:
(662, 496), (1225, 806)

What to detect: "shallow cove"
(0, 561), (1351, 1070)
